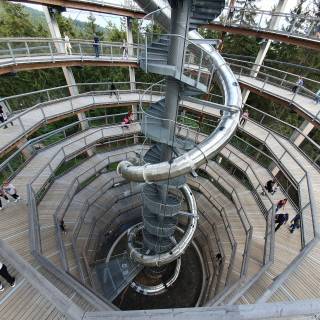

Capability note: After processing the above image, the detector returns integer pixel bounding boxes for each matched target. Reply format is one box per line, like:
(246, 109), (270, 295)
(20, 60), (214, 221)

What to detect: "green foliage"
(0, 2), (48, 37)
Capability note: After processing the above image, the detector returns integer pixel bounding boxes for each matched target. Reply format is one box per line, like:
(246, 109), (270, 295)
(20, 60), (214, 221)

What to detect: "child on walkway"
(121, 115), (130, 129)
(240, 109), (249, 126)
(2, 181), (20, 202)
(291, 76), (304, 93)
(0, 261), (15, 291)
(0, 188), (10, 210)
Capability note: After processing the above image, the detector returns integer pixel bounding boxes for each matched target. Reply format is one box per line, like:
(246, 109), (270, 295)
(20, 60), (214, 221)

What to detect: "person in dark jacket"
(275, 213), (289, 232)
(289, 213), (301, 233)
(261, 179), (275, 195)
(0, 261), (15, 291)
(93, 34), (100, 57)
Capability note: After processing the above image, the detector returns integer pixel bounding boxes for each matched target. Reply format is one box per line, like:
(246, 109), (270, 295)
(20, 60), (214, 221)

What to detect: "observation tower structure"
(0, 0), (320, 319)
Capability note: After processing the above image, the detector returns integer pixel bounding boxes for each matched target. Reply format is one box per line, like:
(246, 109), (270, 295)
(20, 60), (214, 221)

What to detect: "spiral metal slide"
(118, 0), (242, 269)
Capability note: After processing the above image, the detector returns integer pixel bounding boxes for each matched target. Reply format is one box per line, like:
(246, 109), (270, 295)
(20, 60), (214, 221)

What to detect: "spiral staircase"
(117, 0), (242, 272)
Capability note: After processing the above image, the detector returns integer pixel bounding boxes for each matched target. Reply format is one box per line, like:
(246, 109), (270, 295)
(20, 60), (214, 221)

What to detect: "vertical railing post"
(25, 41), (30, 57)
(7, 42), (16, 65)
(48, 42), (54, 62)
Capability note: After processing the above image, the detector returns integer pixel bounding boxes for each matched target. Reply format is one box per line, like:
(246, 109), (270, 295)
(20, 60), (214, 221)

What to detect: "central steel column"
(162, 0), (191, 161)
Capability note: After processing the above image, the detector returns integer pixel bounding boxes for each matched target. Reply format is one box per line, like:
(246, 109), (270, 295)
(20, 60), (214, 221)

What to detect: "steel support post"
(126, 17), (139, 143)
(241, 0), (290, 104)
(289, 120), (315, 147)
(43, 6), (88, 130)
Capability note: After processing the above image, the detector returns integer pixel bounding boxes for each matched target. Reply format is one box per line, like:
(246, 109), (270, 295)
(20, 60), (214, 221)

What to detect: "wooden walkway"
(0, 92), (161, 154)
(0, 90), (320, 315)
(236, 75), (320, 123)
(0, 54), (137, 75)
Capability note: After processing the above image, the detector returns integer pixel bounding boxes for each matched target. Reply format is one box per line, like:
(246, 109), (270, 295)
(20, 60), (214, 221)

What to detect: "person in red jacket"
(275, 198), (287, 213)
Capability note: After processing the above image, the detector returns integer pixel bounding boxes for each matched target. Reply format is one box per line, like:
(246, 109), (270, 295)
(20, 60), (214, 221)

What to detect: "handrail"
(0, 38), (140, 59)
(225, 57), (320, 87)
(189, 179), (237, 290)
(182, 108), (314, 248)
(227, 61), (320, 122)
(205, 91), (320, 171)
(21, 116), (315, 306)
(0, 88), (161, 154)
(213, 5), (320, 42)
(0, 239), (85, 320)
(3, 82), (320, 173)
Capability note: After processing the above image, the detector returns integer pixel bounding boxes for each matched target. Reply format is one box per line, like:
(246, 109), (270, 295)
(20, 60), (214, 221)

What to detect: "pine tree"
(232, 0), (261, 26)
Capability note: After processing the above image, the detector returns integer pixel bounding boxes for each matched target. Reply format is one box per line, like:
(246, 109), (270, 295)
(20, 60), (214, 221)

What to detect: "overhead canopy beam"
(10, 0), (145, 18)
(204, 23), (320, 51)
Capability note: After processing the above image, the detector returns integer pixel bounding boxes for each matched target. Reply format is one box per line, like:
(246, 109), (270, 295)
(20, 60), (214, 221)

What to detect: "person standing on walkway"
(275, 198), (287, 213)
(121, 39), (128, 59)
(289, 213), (301, 233)
(275, 213), (289, 232)
(0, 261), (16, 291)
(2, 181), (20, 202)
(64, 33), (72, 55)
(0, 188), (10, 210)
(240, 109), (249, 126)
(315, 89), (320, 104)
(291, 76), (304, 94)
(0, 106), (10, 129)
(226, 0), (236, 24)
(93, 34), (100, 58)
(109, 82), (118, 99)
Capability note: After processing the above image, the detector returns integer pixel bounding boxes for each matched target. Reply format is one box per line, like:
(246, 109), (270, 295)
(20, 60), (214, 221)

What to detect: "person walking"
(121, 39), (128, 59)
(275, 213), (289, 232)
(64, 33), (72, 55)
(109, 82), (118, 98)
(2, 181), (20, 202)
(0, 188), (10, 210)
(291, 76), (304, 94)
(93, 34), (100, 58)
(289, 213), (301, 233)
(240, 109), (249, 126)
(275, 198), (287, 213)
(59, 219), (67, 234)
(263, 179), (275, 195)
(0, 261), (16, 291)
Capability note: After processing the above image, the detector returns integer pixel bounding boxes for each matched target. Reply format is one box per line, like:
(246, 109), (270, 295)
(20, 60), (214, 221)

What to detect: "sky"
(14, 0), (310, 28)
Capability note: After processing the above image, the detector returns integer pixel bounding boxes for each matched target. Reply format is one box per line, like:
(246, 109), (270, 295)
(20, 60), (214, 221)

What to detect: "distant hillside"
(0, 3), (104, 37)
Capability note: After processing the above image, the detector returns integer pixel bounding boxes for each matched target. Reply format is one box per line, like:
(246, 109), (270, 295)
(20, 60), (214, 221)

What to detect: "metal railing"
(0, 111), (141, 183)
(27, 134), (145, 308)
(227, 59), (320, 121)
(0, 38), (139, 65)
(204, 90), (320, 171)
(140, 32), (214, 90)
(0, 81), (158, 113)
(0, 87), (162, 155)
(182, 107), (315, 250)
(188, 179), (237, 292)
(216, 6), (320, 41)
